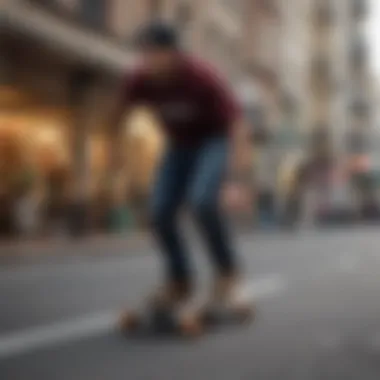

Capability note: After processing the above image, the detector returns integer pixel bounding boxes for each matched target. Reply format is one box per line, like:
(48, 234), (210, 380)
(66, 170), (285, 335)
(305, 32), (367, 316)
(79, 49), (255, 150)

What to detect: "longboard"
(119, 304), (203, 338)
(119, 302), (255, 338)
(200, 303), (256, 328)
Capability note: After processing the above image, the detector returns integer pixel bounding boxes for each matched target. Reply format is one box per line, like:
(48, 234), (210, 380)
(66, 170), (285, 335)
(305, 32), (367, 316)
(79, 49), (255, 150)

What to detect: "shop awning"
(2, 2), (137, 74)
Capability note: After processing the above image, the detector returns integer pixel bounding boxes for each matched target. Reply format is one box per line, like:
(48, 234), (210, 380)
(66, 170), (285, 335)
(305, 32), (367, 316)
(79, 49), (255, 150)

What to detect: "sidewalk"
(0, 231), (152, 259)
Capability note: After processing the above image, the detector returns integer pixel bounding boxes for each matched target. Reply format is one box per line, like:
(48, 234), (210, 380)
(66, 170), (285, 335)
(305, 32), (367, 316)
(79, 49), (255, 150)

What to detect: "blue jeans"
(150, 137), (237, 284)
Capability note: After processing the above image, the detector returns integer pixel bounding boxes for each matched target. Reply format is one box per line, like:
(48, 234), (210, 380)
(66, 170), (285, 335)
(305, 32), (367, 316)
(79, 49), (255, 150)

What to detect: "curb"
(0, 231), (152, 259)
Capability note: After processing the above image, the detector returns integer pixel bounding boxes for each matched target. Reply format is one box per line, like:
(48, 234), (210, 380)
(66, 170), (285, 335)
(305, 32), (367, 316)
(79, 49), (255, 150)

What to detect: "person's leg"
(188, 137), (238, 279)
(150, 146), (195, 295)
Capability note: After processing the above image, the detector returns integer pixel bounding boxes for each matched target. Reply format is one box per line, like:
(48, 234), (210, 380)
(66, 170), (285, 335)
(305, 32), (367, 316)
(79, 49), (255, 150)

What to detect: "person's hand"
(221, 181), (251, 213)
(228, 148), (252, 182)
(229, 119), (252, 177)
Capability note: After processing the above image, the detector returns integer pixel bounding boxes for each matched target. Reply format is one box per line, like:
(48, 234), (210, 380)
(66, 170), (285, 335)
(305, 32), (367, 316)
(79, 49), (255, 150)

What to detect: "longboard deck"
(119, 307), (203, 338)
(119, 303), (255, 338)
(200, 303), (256, 328)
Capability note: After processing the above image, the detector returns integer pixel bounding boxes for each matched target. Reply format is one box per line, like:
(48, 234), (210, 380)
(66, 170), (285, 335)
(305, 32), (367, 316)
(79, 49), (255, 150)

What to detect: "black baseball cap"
(134, 21), (180, 50)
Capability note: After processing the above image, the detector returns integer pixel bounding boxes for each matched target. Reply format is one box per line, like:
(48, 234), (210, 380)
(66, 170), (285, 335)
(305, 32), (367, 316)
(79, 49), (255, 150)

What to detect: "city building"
(1, 0), (256, 235)
(307, 0), (372, 157)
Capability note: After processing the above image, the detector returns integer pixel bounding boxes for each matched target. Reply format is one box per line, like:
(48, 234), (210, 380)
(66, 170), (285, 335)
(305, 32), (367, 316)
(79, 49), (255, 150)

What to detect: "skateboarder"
(113, 22), (248, 318)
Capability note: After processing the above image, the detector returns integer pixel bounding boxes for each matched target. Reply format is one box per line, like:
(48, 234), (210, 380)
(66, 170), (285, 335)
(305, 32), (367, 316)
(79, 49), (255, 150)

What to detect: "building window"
(349, 38), (367, 69)
(311, 57), (332, 87)
(176, 2), (192, 28)
(175, 2), (192, 48)
(350, 99), (370, 118)
(352, 0), (367, 20)
(80, 0), (107, 30)
(281, 92), (297, 115)
(313, 2), (335, 27)
(347, 130), (368, 153)
(28, 0), (58, 5)
(150, 0), (163, 18)
(204, 25), (221, 57)
(310, 124), (330, 146)
(220, 0), (244, 18)
(27, 0), (76, 12)
(255, 0), (279, 19)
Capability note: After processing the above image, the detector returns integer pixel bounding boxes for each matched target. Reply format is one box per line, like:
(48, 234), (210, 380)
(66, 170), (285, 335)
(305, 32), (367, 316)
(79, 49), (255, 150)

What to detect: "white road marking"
(236, 274), (287, 303)
(0, 274), (287, 359)
(0, 311), (117, 359)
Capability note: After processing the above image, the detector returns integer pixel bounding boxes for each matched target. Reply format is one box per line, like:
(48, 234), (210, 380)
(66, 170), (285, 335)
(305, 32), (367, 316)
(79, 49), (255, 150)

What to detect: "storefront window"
(80, 0), (107, 30)
(150, 0), (163, 18)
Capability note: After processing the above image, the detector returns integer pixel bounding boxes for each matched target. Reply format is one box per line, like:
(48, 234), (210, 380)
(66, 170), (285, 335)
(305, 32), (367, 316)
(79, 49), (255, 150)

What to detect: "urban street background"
(1, 0), (380, 379)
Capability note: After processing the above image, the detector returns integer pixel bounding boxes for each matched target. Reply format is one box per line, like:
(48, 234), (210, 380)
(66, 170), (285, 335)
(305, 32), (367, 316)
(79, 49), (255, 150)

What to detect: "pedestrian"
(14, 183), (42, 239)
(111, 22), (249, 313)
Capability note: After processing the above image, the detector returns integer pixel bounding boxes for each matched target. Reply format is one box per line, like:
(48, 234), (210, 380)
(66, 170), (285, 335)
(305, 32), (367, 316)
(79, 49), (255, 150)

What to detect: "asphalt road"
(1, 228), (380, 380)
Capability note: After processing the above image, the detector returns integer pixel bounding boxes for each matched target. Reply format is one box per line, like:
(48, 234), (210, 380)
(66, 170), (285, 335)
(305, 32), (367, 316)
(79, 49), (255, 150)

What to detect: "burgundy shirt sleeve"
(122, 70), (145, 107)
(199, 65), (242, 126)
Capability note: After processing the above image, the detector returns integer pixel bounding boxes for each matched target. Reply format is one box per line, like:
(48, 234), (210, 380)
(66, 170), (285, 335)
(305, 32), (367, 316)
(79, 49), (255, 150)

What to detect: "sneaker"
(150, 280), (193, 309)
(209, 274), (241, 308)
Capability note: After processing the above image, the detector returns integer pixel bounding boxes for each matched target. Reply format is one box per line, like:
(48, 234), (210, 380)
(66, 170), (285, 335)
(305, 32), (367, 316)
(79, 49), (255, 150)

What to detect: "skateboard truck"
(119, 303), (203, 338)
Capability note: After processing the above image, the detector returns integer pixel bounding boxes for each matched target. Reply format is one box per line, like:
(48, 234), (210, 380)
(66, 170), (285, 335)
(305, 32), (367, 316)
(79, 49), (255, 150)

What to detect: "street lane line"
(236, 274), (287, 303)
(0, 311), (117, 359)
(0, 274), (286, 359)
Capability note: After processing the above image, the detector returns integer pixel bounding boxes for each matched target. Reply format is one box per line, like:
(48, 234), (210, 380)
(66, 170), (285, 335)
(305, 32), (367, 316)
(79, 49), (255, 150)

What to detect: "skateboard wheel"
(119, 311), (141, 332)
(200, 308), (217, 325)
(178, 315), (203, 338)
(235, 304), (255, 323)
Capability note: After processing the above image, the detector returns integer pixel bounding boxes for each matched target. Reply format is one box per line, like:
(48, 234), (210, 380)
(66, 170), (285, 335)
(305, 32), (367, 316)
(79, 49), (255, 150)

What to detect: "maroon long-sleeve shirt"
(124, 55), (241, 146)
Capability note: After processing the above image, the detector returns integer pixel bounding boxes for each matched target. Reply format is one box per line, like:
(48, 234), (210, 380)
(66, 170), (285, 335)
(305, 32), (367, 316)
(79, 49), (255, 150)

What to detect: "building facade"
(1, 0), (259, 236)
(307, 0), (372, 156)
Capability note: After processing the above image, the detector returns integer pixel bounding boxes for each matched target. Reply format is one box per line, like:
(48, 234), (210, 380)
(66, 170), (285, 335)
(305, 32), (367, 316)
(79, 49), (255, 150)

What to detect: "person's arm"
(229, 117), (253, 178)
(200, 66), (252, 177)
